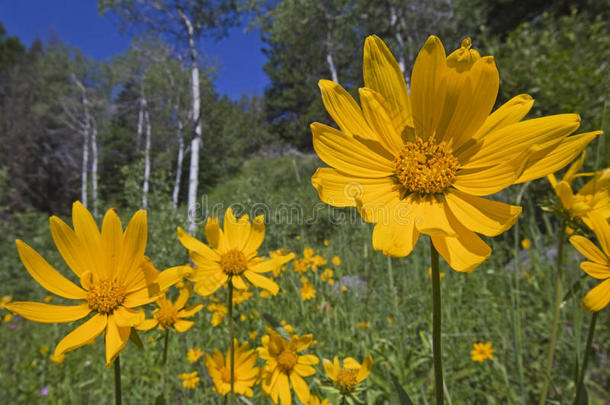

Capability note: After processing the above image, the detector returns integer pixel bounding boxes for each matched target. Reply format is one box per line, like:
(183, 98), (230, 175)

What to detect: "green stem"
(162, 329), (169, 365)
(430, 238), (444, 405)
(573, 312), (598, 405)
(539, 220), (567, 405)
(228, 280), (235, 405)
(114, 356), (122, 405)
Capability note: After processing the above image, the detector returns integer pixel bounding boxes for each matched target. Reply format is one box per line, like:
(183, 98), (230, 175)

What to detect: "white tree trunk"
(325, 33), (339, 83)
(81, 120), (89, 208)
(390, 6), (407, 80)
(136, 95), (144, 152)
(142, 98), (151, 209)
(179, 9), (202, 235)
(90, 122), (99, 217)
(172, 114), (185, 211)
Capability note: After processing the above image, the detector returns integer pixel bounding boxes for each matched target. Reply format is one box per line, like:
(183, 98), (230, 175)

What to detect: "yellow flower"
(178, 371), (200, 389)
(386, 316), (393, 324)
(233, 289), (254, 305)
(258, 328), (319, 404)
(311, 36), (600, 272)
(296, 235), (301, 241)
(260, 290), (271, 299)
(521, 239), (532, 249)
(3, 313), (12, 323)
(341, 285), (348, 292)
(428, 267), (445, 280)
(294, 259), (309, 274)
(187, 347), (204, 363)
(147, 336), (154, 343)
(321, 268), (334, 282)
(208, 303), (228, 327)
(5, 202), (184, 366)
(178, 207), (294, 296)
(548, 152), (610, 227)
(301, 281), (316, 301)
(569, 213), (610, 312)
(205, 339), (260, 396)
(471, 342), (494, 362)
(323, 239), (329, 246)
(0, 295), (12, 309)
(303, 247), (315, 258)
(323, 355), (373, 392)
(332, 256), (341, 266)
(306, 396), (332, 405)
(357, 322), (370, 328)
(136, 283), (203, 332)
(249, 331), (257, 341)
(43, 295), (53, 303)
(40, 345), (49, 355)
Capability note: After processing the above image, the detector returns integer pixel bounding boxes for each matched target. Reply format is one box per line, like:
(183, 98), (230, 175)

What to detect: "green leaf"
(390, 373), (415, 405)
(129, 329), (144, 350)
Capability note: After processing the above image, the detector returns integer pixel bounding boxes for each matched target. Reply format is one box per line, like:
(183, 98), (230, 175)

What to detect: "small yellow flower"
(296, 235), (301, 241)
(208, 303), (228, 327)
(521, 239), (531, 249)
(0, 295), (12, 309)
(258, 328), (319, 404)
(205, 339), (260, 397)
(341, 285), (347, 292)
(43, 295), (53, 303)
(471, 342), (494, 362)
(249, 331), (257, 340)
(147, 336), (154, 343)
(357, 322), (370, 328)
(240, 313), (247, 322)
(187, 347), (204, 363)
(40, 345), (49, 355)
(260, 290), (271, 299)
(386, 316), (393, 324)
(3, 313), (12, 323)
(304, 247), (315, 258)
(332, 256), (341, 266)
(323, 239), (329, 246)
(321, 268), (334, 282)
(301, 282), (316, 301)
(428, 267), (446, 279)
(136, 283), (203, 332)
(569, 213), (610, 312)
(233, 289), (253, 305)
(323, 355), (373, 392)
(178, 371), (200, 389)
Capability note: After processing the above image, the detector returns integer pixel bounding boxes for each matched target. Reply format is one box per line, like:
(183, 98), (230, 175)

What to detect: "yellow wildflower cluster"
(300, 277), (316, 301)
(321, 268), (334, 285)
(294, 247), (327, 274)
(187, 347), (203, 363)
(178, 371), (200, 389)
(208, 303), (228, 327)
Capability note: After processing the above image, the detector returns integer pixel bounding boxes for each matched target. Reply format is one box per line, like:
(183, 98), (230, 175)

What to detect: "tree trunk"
(325, 33), (339, 83)
(81, 119), (89, 208)
(142, 98), (151, 209)
(390, 6), (407, 79)
(90, 121), (99, 217)
(178, 9), (202, 235)
(136, 94), (144, 153)
(172, 113), (185, 211)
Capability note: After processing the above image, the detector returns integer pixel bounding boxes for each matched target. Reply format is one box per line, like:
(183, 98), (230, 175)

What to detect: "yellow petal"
(372, 220), (419, 258)
(318, 79), (376, 140)
(232, 275), (248, 290)
(570, 235), (607, 264)
(410, 36), (446, 140)
(289, 372), (311, 403)
(49, 216), (91, 277)
(177, 303), (203, 318)
(453, 151), (526, 196)
(157, 265), (191, 291)
(249, 254), (295, 274)
(194, 273), (228, 296)
(72, 201), (105, 278)
(357, 355), (373, 382)
(311, 122), (395, 177)
(243, 215), (265, 258)
(581, 278), (610, 312)
(101, 208), (123, 279)
(174, 282), (192, 310)
(363, 35), (412, 133)
(343, 357), (360, 369)
(6, 301), (91, 323)
(223, 207), (251, 251)
(105, 314), (131, 366)
(118, 210), (147, 286)
(135, 318), (158, 331)
(359, 87), (404, 153)
(205, 217), (222, 249)
(276, 372), (291, 405)
(113, 306), (145, 327)
(54, 313), (107, 357)
(177, 226), (220, 260)
(580, 262), (610, 279)
(297, 354), (318, 365)
(16, 240), (87, 300)
(243, 271), (279, 295)
(445, 189), (522, 236)
(562, 151), (587, 185)
(515, 131), (601, 183)
(588, 212), (610, 257)
(412, 196), (456, 236)
(473, 94), (534, 140)
(123, 286), (158, 308)
(174, 319), (195, 332)
(293, 363), (316, 377)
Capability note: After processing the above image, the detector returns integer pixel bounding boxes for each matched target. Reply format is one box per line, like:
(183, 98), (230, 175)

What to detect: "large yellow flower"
(569, 213), (610, 312)
(136, 282), (203, 332)
(5, 202), (183, 366)
(178, 207), (295, 295)
(323, 355), (372, 393)
(205, 339), (260, 397)
(548, 152), (610, 227)
(258, 328), (319, 404)
(311, 36), (601, 271)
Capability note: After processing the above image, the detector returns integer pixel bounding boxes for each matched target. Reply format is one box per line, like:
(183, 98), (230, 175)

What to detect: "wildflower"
(357, 322), (370, 328)
(341, 285), (348, 292)
(208, 303), (228, 327)
(296, 235), (301, 241)
(147, 336), (154, 343)
(304, 247), (315, 258)
(323, 355), (373, 393)
(178, 208), (294, 296)
(294, 259), (309, 274)
(323, 239), (329, 246)
(0, 295), (12, 309)
(136, 283), (203, 332)
(178, 371), (200, 389)
(43, 295), (53, 303)
(258, 328), (319, 404)
(40, 345), (49, 355)
(187, 347), (204, 363)
(40, 386), (49, 396)
(311, 36), (600, 271)
(5, 202), (184, 366)
(301, 280), (316, 301)
(205, 339), (260, 396)
(233, 289), (253, 305)
(4, 313), (12, 323)
(260, 290), (271, 299)
(386, 316), (393, 324)
(569, 213), (610, 312)
(521, 239), (532, 249)
(332, 256), (341, 266)
(471, 342), (494, 362)
(249, 331), (257, 341)
(321, 268), (334, 282)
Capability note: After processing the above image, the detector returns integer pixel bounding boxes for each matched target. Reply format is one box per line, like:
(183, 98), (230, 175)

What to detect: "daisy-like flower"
(323, 355), (373, 393)
(187, 347), (203, 363)
(208, 303), (228, 326)
(300, 279), (316, 301)
(136, 282), (203, 332)
(5, 202), (184, 366)
(548, 152), (610, 228)
(178, 371), (200, 389)
(258, 328), (319, 404)
(178, 207), (294, 296)
(205, 339), (260, 397)
(569, 213), (610, 312)
(311, 36), (601, 271)
(521, 239), (532, 249)
(471, 342), (494, 362)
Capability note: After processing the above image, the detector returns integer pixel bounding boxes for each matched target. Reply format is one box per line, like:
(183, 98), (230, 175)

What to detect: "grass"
(0, 155), (608, 404)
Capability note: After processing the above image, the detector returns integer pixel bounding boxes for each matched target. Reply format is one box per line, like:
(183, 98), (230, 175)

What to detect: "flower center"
(220, 249), (248, 275)
(337, 367), (359, 391)
(277, 350), (298, 372)
(87, 279), (126, 314)
(156, 299), (179, 328)
(394, 138), (459, 195)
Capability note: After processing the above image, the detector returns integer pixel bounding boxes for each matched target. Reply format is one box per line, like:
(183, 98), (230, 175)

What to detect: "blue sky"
(0, 1), (269, 100)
